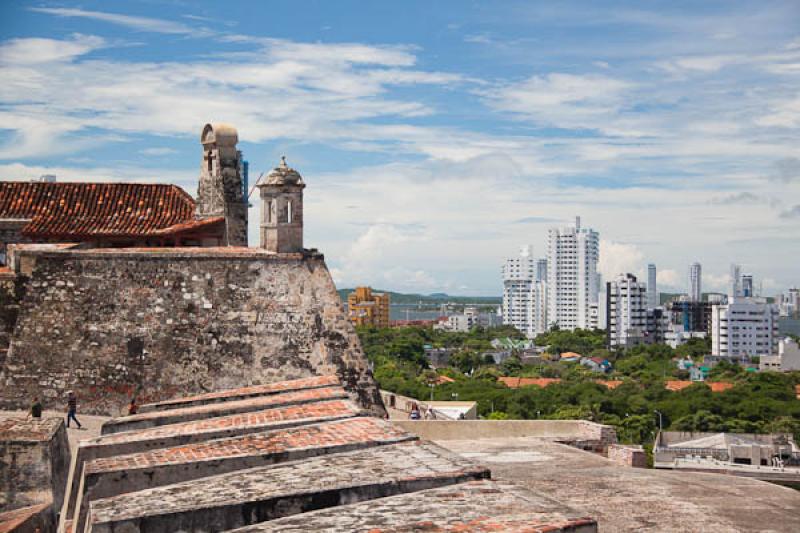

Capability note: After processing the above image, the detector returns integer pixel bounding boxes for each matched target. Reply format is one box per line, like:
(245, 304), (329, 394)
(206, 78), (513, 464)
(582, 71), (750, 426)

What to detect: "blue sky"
(1, 1), (799, 295)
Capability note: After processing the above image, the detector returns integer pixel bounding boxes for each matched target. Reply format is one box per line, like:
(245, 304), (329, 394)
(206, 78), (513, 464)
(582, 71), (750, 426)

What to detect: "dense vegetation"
(360, 325), (800, 445)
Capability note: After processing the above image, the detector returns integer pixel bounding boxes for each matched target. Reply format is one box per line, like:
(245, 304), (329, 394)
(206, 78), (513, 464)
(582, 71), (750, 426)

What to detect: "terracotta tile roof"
(498, 377), (562, 389)
(664, 380), (694, 392)
(0, 181), (198, 239)
(435, 375), (455, 385)
(708, 382), (734, 393)
(596, 380), (624, 389)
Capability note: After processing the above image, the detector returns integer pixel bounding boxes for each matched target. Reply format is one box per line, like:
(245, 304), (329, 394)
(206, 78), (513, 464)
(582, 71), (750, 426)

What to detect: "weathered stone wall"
(0, 418), (70, 514)
(607, 444), (648, 468)
(0, 248), (384, 416)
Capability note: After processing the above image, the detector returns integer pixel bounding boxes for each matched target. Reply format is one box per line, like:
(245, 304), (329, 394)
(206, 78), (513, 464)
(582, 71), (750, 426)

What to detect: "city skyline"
(1, 1), (799, 295)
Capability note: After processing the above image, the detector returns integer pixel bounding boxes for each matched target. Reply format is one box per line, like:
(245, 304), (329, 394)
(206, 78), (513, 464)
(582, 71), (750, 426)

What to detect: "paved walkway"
(437, 436), (800, 532)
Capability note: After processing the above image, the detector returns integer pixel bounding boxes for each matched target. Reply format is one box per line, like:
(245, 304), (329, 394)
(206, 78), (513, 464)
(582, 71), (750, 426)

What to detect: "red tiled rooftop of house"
(664, 380), (695, 392)
(140, 374), (341, 411)
(708, 382), (734, 393)
(498, 377), (562, 389)
(560, 351), (582, 359)
(796, 384), (800, 399)
(0, 181), (198, 239)
(86, 417), (415, 473)
(435, 375), (455, 385)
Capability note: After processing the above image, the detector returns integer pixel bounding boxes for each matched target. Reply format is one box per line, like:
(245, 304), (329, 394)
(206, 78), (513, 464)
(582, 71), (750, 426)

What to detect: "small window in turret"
(287, 200), (293, 223)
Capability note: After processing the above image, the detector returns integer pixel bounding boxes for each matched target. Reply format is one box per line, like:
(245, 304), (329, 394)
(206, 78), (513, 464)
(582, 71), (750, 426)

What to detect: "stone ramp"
(100, 385), (348, 434)
(85, 441), (489, 532)
(72, 417), (416, 531)
(137, 375), (341, 414)
(226, 479), (598, 533)
(62, 399), (364, 524)
(57, 375), (597, 533)
(0, 502), (55, 533)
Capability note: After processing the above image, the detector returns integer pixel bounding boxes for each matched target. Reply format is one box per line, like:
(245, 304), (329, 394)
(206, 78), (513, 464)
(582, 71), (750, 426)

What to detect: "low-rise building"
(760, 337), (800, 372)
(347, 286), (390, 328)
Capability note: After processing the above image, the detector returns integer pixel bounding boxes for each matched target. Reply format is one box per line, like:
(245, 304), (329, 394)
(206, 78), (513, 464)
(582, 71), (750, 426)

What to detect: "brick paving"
(227, 479), (597, 533)
(101, 386), (348, 434)
(138, 375), (341, 413)
(87, 441), (489, 531)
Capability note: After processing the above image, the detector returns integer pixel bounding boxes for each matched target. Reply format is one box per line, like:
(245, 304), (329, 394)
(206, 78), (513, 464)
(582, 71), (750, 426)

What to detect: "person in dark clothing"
(66, 390), (82, 429)
(127, 397), (138, 416)
(30, 397), (42, 419)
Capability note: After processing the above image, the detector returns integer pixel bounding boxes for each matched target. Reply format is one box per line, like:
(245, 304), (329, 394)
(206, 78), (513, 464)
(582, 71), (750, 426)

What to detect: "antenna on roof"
(247, 172), (265, 200)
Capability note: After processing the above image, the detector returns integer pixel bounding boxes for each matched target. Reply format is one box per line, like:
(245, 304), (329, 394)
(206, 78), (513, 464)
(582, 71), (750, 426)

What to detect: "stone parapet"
(607, 444), (648, 468)
(228, 479), (597, 533)
(86, 441), (488, 532)
(0, 417), (70, 514)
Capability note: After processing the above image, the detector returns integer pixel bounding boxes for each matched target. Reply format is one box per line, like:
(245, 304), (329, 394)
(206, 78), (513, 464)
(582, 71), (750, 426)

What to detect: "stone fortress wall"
(0, 247), (383, 416)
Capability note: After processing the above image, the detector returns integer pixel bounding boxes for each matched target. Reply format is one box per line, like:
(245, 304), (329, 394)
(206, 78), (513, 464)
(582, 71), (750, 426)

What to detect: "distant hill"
(337, 288), (501, 305)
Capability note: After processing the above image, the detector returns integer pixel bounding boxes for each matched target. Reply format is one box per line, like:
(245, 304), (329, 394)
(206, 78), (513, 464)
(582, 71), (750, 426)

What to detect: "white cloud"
(483, 73), (634, 134)
(598, 240), (645, 282)
(0, 34), (105, 64)
(29, 7), (195, 35)
(0, 34), (465, 160)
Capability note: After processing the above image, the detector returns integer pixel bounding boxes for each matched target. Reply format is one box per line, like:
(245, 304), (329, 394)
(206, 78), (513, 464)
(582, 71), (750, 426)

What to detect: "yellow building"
(347, 287), (390, 328)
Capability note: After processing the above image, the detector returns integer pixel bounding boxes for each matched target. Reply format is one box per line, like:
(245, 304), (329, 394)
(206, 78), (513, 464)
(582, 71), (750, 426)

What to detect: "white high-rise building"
(546, 216), (599, 331)
(730, 263), (742, 298)
(711, 297), (779, 358)
(607, 273), (648, 348)
(647, 264), (658, 309)
(688, 262), (702, 302)
(502, 246), (547, 338)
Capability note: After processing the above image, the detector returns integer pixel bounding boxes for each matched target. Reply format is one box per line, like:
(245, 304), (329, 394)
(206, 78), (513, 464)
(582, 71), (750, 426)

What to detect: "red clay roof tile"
(0, 181), (197, 239)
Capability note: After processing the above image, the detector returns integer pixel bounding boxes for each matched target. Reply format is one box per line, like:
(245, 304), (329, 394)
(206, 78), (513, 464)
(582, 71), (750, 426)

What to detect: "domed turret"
(258, 156), (305, 253)
(264, 156), (304, 186)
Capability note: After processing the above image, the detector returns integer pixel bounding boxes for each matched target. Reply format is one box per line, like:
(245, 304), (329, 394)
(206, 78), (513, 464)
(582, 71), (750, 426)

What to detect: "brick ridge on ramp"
(137, 375), (341, 413)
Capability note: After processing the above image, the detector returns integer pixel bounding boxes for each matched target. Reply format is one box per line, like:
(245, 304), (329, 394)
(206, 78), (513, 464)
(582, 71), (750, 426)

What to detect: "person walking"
(127, 397), (138, 416)
(29, 397), (42, 419)
(66, 391), (82, 429)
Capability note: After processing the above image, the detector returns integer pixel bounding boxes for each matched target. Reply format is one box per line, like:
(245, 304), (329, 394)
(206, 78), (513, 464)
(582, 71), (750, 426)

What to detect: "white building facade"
(502, 245), (547, 338)
(711, 297), (779, 358)
(546, 217), (599, 331)
(607, 273), (648, 348)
